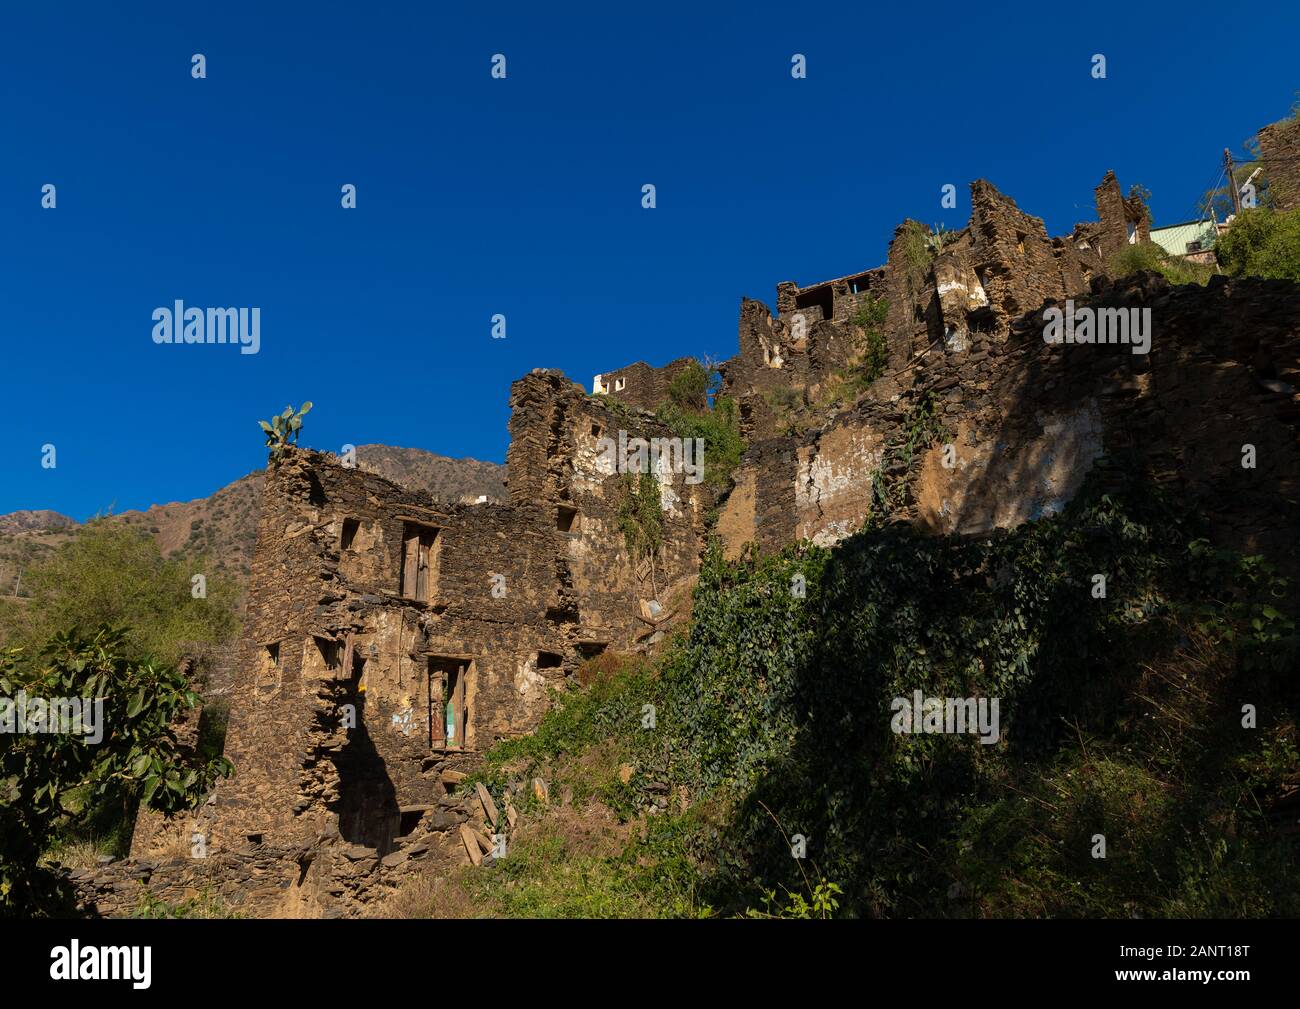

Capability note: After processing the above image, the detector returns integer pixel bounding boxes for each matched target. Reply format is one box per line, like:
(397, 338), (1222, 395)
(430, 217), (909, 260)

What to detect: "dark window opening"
(591, 423), (603, 438)
(196, 699), (230, 762)
(341, 518), (360, 551)
(536, 651), (563, 670)
(315, 636), (339, 670)
(793, 284), (834, 321)
(397, 809), (425, 837)
(256, 642), (282, 695)
(307, 472), (327, 507)
(556, 505), (578, 533)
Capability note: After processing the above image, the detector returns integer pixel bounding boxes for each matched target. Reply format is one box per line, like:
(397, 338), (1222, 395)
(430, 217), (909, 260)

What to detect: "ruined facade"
(704, 172), (1151, 445)
(591, 357), (699, 412)
(715, 271), (1300, 558)
(72, 164), (1300, 917)
(83, 371), (705, 916)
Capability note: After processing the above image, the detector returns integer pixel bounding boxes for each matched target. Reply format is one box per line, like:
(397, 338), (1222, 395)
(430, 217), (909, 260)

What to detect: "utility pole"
(1225, 148), (1241, 214)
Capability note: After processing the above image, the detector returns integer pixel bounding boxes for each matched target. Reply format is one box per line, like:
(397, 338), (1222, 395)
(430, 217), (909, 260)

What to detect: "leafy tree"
(655, 362), (746, 494)
(852, 294), (890, 386)
(0, 522), (238, 670)
(1215, 207), (1300, 282)
(0, 627), (232, 915)
(616, 471), (665, 594)
(666, 360), (713, 412)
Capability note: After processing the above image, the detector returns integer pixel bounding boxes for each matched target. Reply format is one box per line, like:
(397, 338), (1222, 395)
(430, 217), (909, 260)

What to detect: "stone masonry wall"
(1258, 115), (1300, 212)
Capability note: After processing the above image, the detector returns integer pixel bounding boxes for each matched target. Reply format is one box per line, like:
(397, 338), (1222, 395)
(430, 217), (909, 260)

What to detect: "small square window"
(556, 505), (578, 533)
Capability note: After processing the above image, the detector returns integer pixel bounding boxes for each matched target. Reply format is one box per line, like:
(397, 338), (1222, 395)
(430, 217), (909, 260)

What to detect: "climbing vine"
(867, 390), (950, 523)
(616, 471), (664, 590)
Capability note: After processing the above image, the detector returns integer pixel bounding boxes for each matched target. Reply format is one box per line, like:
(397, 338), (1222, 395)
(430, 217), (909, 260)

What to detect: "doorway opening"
(428, 656), (472, 749)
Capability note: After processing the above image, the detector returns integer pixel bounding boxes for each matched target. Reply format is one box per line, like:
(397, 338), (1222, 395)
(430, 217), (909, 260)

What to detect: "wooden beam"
(459, 824), (483, 866)
(402, 531), (420, 598)
(476, 782), (499, 829)
(454, 664), (467, 747)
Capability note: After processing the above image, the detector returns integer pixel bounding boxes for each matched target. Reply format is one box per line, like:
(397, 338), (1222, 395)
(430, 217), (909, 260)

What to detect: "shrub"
(852, 295), (890, 386)
(1215, 206), (1300, 282)
(1, 627), (232, 915)
(1109, 240), (1216, 286)
(666, 360), (712, 412)
(0, 521), (238, 669)
(655, 395), (745, 493)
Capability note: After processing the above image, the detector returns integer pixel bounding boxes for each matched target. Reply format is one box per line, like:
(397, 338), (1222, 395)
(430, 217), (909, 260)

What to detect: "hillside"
(0, 445), (506, 599)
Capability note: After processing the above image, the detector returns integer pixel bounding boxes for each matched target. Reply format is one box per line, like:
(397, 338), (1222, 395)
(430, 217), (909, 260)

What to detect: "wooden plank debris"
(475, 782), (499, 829)
(459, 824), (483, 866)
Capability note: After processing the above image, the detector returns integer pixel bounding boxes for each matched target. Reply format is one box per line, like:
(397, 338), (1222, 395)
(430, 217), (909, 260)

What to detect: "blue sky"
(2, 1), (1297, 520)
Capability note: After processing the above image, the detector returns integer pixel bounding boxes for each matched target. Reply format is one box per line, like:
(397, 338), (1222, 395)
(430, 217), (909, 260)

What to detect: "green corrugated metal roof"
(1149, 220), (1217, 256)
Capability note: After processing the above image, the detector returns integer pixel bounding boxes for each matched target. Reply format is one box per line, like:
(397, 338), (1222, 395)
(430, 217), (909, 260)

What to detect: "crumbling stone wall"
(95, 167), (1299, 920)
(718, 272), (1300, 558)
(592, 357), (697, 412)
(1092, 170), (1150, 263)
(967, 180), (1070, 335)
(1258, 115), (1300, 212)
(721, 174), (1145, 441)
(119, 365), (712, 917)
(508, 369), (706, 644)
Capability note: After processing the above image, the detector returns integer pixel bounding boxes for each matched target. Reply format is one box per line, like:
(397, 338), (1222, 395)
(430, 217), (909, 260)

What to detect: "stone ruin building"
(72, 160), (1300, 917)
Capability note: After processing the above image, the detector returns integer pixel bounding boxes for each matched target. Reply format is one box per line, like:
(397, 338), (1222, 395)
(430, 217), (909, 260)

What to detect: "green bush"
(666, 360), (712, 412)
(0, 521), (238, 670)
(655, 394), (745, 493)
(1, 627), (232, 915)
(474, 464), (1299, 918)
(1109, 241), (1216, 286)
(853, 295), (890, 386)
(1215, 206), (1300, 282)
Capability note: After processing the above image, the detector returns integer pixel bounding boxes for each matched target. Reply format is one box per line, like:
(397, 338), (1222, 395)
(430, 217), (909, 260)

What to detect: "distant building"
(1149, 219), (1219, 265)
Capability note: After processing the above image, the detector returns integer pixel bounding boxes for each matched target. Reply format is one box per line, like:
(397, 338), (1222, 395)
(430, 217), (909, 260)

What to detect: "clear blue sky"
(2, 1), (1297, 520)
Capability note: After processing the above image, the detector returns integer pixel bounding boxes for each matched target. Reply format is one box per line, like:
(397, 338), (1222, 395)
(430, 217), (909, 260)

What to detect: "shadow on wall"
(927, 274), (1300, 564)
(332, 689), (401, 855)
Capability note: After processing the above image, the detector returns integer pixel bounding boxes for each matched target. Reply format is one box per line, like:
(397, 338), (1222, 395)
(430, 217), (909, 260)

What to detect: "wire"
(1184, 161), (1226, 225)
